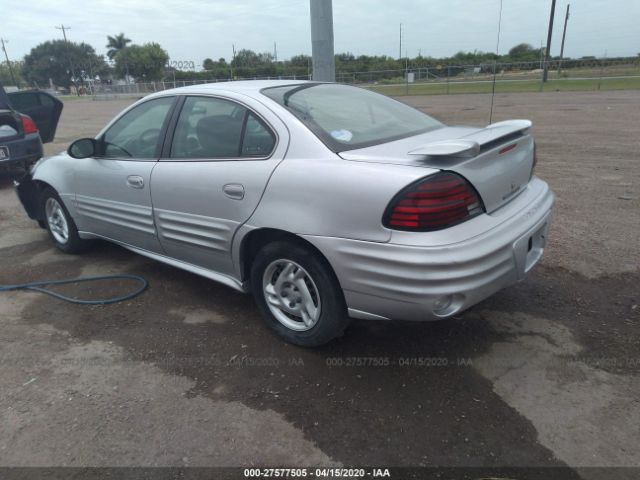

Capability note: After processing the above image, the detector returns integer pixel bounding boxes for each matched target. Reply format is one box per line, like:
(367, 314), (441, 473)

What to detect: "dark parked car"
(0, 82), (62, 176)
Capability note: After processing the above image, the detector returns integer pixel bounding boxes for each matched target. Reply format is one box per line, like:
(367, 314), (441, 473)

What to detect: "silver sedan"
(17, 81), (554, 346)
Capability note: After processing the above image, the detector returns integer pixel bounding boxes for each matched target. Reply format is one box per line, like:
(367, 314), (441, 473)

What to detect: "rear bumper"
(0, 134), (43, 173)
(303, 177), (554, 321)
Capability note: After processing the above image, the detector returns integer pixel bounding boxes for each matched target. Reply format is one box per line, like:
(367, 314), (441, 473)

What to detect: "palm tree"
(106, 33), (131, 60)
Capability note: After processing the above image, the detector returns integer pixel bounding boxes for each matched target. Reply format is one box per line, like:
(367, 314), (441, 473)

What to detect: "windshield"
(261, 83), (443, 152)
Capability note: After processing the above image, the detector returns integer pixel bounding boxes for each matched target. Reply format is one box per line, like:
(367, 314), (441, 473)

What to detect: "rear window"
(262, 83), (442, 152)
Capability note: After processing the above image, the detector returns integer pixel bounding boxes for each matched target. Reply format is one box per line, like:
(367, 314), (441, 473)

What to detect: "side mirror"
(68, 138), (97, 159)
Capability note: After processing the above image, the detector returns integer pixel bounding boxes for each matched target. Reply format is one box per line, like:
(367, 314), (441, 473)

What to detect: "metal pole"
(399, 23), (402, 60)
(598, 51), (607, 91)
(405, 55), (408, 95)
(55, 24), (78, 93)
(542, 0), (557, 82)
(230, 44), (236, 80)
(558, 4), (570, 75)
(446, 65), (450, 94)
(0, 38), (18, 87)
(309, 0), (335, 82)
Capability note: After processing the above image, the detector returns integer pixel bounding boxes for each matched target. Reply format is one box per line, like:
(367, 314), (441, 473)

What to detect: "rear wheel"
(250, 241), (349, 347)
(41, 188), (89, 254)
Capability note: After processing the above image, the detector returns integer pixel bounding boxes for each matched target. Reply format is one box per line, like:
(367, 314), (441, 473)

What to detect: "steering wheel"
(121, 128), (160, 157)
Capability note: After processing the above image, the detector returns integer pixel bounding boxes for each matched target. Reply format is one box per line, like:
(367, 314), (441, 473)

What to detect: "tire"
(41, 188), (89, 254)
(250, 240), (349, 347)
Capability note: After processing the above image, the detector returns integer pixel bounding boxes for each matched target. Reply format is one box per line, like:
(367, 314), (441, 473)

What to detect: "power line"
(558, 4), (570, 75)
(54, 24), (71, 42)
(55, 24), (77, 87)
(1, 38), (18, 87)
(542, 0), (557, 82)
(489, 0), (504, 124)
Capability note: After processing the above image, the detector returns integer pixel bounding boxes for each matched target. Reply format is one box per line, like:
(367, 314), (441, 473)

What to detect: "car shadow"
(13, 240), (583, 474)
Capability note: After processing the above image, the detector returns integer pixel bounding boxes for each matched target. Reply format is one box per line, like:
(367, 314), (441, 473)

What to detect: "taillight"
(20, 114), (38, 135)
(383, 172), (484, 231)
(530, 142), (537, 180)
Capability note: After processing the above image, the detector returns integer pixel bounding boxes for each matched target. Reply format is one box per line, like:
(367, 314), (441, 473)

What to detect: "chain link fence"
(88, 57), (639, 99)
(89, 75), (310, 100)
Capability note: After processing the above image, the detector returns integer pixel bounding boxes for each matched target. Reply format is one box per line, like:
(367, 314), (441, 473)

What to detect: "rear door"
(72, 96), (176, 252)
(7, 90), (63, 143)
(150, 94), (287, 276)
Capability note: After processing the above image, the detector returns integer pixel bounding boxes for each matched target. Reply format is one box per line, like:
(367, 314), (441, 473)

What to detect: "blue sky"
(3, 0), (639, 68)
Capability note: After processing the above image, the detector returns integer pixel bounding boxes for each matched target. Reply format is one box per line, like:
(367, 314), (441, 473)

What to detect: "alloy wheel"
(262, 259), (322, 331)
(45, 197), (69, 244)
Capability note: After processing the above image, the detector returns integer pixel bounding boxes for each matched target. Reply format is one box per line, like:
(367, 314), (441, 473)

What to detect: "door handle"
(126, 175), (144, 189)
(223, 183), (245, 200)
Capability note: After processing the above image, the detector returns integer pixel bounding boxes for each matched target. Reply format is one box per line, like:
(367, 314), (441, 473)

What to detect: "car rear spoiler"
(408, 119), (532, 158)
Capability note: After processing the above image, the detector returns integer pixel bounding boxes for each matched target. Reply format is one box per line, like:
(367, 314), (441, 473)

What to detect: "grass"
(364, 76), (640, 96)
(56, 95), (88, 101)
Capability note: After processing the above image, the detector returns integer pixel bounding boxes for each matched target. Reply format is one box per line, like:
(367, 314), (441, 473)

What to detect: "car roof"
(152, 79), (314, 98)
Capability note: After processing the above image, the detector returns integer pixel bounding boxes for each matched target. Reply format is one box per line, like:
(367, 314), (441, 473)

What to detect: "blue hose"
(0, 274), (148, 305)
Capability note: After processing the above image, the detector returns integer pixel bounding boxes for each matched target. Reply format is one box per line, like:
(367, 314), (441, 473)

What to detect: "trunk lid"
(339, 120), (535, 213)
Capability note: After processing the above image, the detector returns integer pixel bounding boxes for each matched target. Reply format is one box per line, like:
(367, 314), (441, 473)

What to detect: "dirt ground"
(0, 90), (639, 479)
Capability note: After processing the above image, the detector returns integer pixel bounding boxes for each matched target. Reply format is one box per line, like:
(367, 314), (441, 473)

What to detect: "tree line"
(1, 35), (638, 88)
(0, 34), (169, 88)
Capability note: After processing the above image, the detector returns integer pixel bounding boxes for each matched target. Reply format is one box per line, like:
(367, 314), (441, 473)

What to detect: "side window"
(8, 92), (41, 110)
(39, 93), (55, 107)
(171, 96), (247, 159)
(101, 96), (174, 158)
(241, 113), (276, 157)
(170, 96), (276, 159)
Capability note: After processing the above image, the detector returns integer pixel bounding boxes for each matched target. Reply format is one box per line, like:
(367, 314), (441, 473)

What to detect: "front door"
(150, 94), (287, 276)
(73, 96), (176, 252)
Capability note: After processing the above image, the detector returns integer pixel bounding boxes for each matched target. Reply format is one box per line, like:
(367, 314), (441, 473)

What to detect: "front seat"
(196, 115), (243, 158)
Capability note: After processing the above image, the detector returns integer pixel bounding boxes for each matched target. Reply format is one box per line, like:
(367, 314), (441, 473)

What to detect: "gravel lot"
(0, 90), (638, 479)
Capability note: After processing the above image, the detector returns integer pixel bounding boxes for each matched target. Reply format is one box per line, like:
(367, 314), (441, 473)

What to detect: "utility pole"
(309, 0), (335, 82)
(542, 0), (557, 82)
(55, 24), (77, 91)
(230, 43), (236, 80)
(399, 23), (402, 60)
(405, 50), (409, 95)
(557, 4), (570, 75)
(55, 24), (70, 42)
(0, 38), (18, 87)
